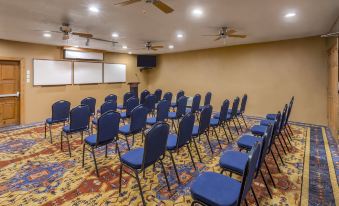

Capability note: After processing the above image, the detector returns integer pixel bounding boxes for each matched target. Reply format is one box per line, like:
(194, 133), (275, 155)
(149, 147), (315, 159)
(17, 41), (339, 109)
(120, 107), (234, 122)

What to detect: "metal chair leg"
(160, 159), (171, 192)
(226, 122), (234, 140)
(270, 150), (281, 173)
(251, 187), (259, 206)
(277, 136), (287, 155)
(169, 152), (181, 184)
(60, 131), (63, 150)
(125, 135), (130, 150)
(205, 131), (214, 154)
(221, 124), (230, 143)
(49, 125), (53, 143)
(134, 170), (146, 206)
(241, 114), (248, 128)
(236, 116), (243, 132)
(105, 144), (108, 158)
(82, 143), (86, 167)
(260, 169), (272, 199)
(264, 160), (276, 188)
(44, 122), (47, 138)
(232, 119), (239, 135)
(213, 127), (223, 149)
(192, 138), (202, 163)
(66, 134), (72, 157)
(92, 147), (99, 177)
(186, 144), (196, 170)
(273, 142), (285, 165)
(119, 164), (123, 193)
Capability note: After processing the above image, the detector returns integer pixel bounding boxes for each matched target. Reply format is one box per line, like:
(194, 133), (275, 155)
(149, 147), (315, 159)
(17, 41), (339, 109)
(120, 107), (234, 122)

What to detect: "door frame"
(0, 56), (25, 125)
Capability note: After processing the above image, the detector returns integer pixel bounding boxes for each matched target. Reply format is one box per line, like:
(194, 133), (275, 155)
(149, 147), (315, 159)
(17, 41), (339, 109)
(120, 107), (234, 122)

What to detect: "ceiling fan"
(203, 27), (247, 42)
(133, 41), (164, 51)
(114, 0), (174, 14)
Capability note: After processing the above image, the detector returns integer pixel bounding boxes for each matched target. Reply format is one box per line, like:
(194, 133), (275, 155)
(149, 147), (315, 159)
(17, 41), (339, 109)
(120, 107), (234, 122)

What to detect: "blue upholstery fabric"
(260, 119), (275, 126)
(117, 105), (124, 110)
(154, 89), (162, 102)
(192, 125), (199, 136)
(105, 94), (117, 103)
(49, 100), (70, 124)
(96, 111), (120, 145)
(85, 134), (97, 146)
(155, 100), (170, 122)
(166, 133), (178, 150)
(168, 111), (176, 119)
(120, 112), (127, 118)
(266, 113), (277, 120)
(185, 108), (191, 113)
(66, 105), (90, 133)
(62, 125), (70, 133)
(81, 97), (96, 115)
(176, 113), (195, 147)
(146, 117), (156, 125)
(213, 112), (220, 119)
(219, 151), (248, 175)
(210, 118), (219, 126)
(190, 94), (201, 113)
(92, 118), (98, 125)
(129, 106), (148, 133)
(119, 124), (131, 135)
(171, 102), (177, 107)
(163, 92), (172, 103)
(121, 148), (144, 169)
(190, 172), (241, 206)
(100, 101), (117, 114)
(237, 135), (263, 150)
(46, 118), (64, 124)
(251, 125), (267, 136)
(140, 90), (150, 105)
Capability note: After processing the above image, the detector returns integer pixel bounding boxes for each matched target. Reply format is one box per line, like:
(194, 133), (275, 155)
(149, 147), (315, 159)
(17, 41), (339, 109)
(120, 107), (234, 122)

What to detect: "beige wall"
(145, 37), (328, 125)
(0, 39), (147, 124)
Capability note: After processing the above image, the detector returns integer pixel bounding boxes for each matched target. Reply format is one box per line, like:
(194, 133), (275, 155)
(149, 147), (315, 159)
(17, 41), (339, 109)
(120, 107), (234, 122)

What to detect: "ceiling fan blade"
(63, 34), (70, 40)
(226, 29), (237, 34)
(228, 34), (247, 38)
(214, 36), (222, 41)
(151, 45), (164, 49)
(202, 34), (219, 36)
(153, 0), (174, 13)
(114, 0), (141, 6)
(72, 32), (93, 38)
(151, 48), (158, 51)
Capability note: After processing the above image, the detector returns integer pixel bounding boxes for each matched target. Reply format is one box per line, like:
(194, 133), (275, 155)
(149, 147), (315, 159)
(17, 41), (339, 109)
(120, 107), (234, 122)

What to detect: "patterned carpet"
(0, 117), (337, 206)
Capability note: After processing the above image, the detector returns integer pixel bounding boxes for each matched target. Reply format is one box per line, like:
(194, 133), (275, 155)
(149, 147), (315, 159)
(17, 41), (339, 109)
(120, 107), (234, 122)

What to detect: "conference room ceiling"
(0, 0), (338, 54)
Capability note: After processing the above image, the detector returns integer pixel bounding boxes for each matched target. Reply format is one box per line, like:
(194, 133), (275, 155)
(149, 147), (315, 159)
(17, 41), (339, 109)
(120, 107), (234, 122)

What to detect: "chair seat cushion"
(92, 118), (98, 125)
(168, 112), (177, 119)
(117, 105), (125, 110)
(146, 117), (156, 125)
(225, 113), (232, 120)
(260, 119), (275, 126)
(46, 118), (66, 124)
(121, 148), (144, 169)
(186, 108), (192, 113)
(210, 118), (219, 127)
(120, 112), (127, 119)
(171, 102), (177, 107)
(62, 125), (71, 133)
(251, 125), (267, 136)
(190, 172), (241, 206)
(213, 112), (220, 119)
(166, 133), (178, 150)
(237, 134), (263, 150)
(85, 134), (97, 146)
(219, 151), (248, 175)
(266, 114), (277, 120)
(192, 125), (199, 136)
(119, 124), (131, 135)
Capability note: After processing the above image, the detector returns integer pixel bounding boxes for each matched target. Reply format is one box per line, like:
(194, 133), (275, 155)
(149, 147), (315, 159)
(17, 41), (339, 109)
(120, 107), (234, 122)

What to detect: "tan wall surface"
(0, 39), (146, 124)
(145, 37), (328, 125)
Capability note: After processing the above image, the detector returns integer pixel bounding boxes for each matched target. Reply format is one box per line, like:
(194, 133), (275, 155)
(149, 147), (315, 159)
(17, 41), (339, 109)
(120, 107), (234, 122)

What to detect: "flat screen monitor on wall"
(137, 55), (156, 68)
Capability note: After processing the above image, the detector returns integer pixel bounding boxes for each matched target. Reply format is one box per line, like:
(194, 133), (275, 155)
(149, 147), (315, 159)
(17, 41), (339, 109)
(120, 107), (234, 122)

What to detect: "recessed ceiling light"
(89, 6), (99, 13)
(43, 33), (51, 38)
(74, 45), (79, 48)
(192, 8), (203, 17)
(122, 45), (128, 49)
(112, 32), (119, 38)
(128, 51), (132, 54)
(168, 45), (174, 49)
(177, 34), (183, 38)
(285, 12), (296, 18)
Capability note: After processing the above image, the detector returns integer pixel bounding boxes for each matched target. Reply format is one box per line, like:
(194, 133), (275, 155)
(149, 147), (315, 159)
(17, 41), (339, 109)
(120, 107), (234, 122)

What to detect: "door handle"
(0, 91), (20, 98)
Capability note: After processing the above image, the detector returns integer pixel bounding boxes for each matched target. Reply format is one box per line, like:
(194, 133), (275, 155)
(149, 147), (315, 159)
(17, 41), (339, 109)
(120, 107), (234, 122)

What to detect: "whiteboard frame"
(33, 59), (73, 86)
(103, 63), (127, 83)
(73, 61), (103, 85)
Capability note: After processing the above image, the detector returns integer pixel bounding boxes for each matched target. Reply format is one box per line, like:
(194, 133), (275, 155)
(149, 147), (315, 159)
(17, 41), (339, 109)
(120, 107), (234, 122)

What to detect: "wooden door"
(0, 61), (20, 127)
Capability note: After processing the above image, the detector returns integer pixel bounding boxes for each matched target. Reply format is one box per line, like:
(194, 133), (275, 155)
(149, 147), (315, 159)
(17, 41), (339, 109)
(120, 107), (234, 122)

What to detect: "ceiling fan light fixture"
(122, 45), (128, 49)
(89, 6), (100, 13)
(43, 33), (51, 38)
(168, 45), (174, 49)
(191, 8), (203, 17)
(112, 32), (119, 38)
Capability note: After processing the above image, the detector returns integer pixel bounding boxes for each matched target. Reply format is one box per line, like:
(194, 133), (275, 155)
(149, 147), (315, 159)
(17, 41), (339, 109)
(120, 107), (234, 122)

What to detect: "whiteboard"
(104, 63), (126, 83)
(74, 62), (103, 84)
(33, 59), (72, 86)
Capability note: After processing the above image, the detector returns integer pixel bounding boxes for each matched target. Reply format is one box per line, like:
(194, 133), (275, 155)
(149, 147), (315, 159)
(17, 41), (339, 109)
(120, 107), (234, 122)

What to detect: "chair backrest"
(219, 99), (230, 122)
(176, 113), (195, 149)
(123, 92), (134, 107)
(81, 97), (96, 115)
(96, 111), (120, 145)
(51, 100), (70, 122)
(143, 94), (157, 112)
(272, 111), (282, 138)
(230, 97), (240, 118)
(285, 96), (294, 125)
(279, 104), (288, 133)
(100, 101), (117, 114)
(156, 100), (170, 122)
(239, 94), (248, 114)
(140, 90), (150, 104)
(176, 90), (185, 102)
(126, 97), (139, 117)
(239, 142), (261, 205)
(105, 94), (117, 103)
(163, 92), (173, 103)
(257, 124), (274, 171)
(69, 105), (91, 131)
(190, 94), (201, 113)
(203, 92), (212, 106)
(154, 89), (162, 102)
(142, 122), (170, 169)
(176, 96), (188, 118)
(198, 105), (212, 134)
(130, 105), (148, 133)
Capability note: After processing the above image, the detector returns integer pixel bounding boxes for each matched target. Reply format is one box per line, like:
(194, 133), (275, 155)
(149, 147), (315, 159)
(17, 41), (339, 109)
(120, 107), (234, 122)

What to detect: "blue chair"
(238, 94), (248, 128)
(166, 113), (196, 184)
(140, 89), (150, 105)
(163, 92), (173, 103)
(146, 100), (170, 126)
(119, 122), (171, 206)
(285, 96), (295, 136)
(61, 105), (91, 157)
(81, 97), (96, 116)
(118, 92), (134, 110)
(210, 99), (231, 145)
(92, 101), (117, 133)
(82, 111), (121, 177)
(168, 96), (187, 133)
(192, 105), (214, 162)
(171, 90), (184, 109)
(220, 124), (275, 199)
(154, 89), (162, 102)
(105, 94), (117, 102)
(190, 142), (261, 206)
(186, 94), (201, 117)
(143, 94), (157, 115)
(119, 105), (148, 150)
(45, 100), (70, 143)
(120, 97), (139, 123)
(199, 92), (212, 111)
